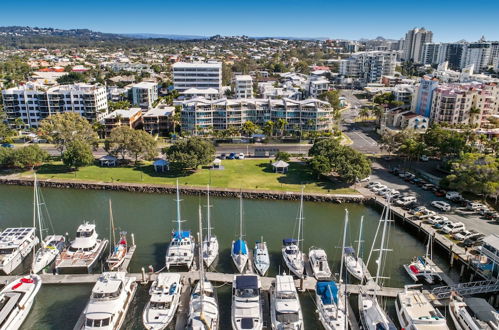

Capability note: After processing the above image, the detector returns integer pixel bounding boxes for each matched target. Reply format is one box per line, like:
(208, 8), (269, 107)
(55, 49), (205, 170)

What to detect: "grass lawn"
(21, 159), (358, 194)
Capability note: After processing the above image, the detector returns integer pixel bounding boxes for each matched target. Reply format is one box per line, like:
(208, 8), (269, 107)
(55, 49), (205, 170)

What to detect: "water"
(0, 185), (458, 329)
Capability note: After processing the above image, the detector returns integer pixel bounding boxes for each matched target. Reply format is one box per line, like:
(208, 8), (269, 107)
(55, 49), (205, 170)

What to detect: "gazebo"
(99, 155), (117, 167)
(153, 159), (170, 172)
(212, 158), (222, 169)
(272, 160), (289, 173)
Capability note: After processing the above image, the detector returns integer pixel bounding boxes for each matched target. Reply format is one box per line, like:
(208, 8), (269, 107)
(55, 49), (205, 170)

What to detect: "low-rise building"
(104, 108), (142, 135)
(179, 87), (220, 100)
(131, 82), (158, 110)
(142, 105), (175, 136)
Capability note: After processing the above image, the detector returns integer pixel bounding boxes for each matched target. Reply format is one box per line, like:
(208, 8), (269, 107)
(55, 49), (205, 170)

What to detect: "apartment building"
(142, 104), (175, 136)
(339, 51), (397, 86)
(172, 62), (222, 92)
(402, 27), (433, 63)
(392, 84), (415, 110)
(103, 108), (142, 136)
(234, 75), (253, 98)
(2, 82), (108, 127)
(180, 97), (333, 134)
(460, 41), (492, 71)
(308, 76), (329, 98)
(131, 82), (158, 110)
(411, 76), (439, 117)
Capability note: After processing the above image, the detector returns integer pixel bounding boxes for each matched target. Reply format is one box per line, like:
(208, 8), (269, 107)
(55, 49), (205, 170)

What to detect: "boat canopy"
(464, 297), (497, 323)
(172, 230), (190, 240)
(316, 281), (338, 305)
(236, 275), (258, 289)
(344, 247), (356, 255)
(232, 239), (247, 255)
(417, 256), (426, 265)
(283, 238), (297, 245)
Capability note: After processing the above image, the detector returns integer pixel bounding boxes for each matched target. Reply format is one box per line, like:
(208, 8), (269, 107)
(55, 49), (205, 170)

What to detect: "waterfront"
(0, 185), (459, 329)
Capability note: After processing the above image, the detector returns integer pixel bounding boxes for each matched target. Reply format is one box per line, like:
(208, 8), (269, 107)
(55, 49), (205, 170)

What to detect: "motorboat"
(202, 185), (219, 269)
(282, 188), (305, 278)
(270, 274), (304, 330)
(253, 238), (270, 276)
(143, 273), (182, 330)
(55, 222), (108, 274)
(165, 181), (195, 270)
(0, 228), (38, 275)
(74, 272), (137, 330)
(344, 247), (365, 281)
(403, 234), (442, 284)
(232, 275), (263, 330)
(308, 247), (332, 280)
(231, 195), (248, 273)
(315, 281), (346, 330)
(0, 274), (41, 330)
(395, 285), (449, 330)
(449, 293), (498, 330)
(32, 235), (65, 274)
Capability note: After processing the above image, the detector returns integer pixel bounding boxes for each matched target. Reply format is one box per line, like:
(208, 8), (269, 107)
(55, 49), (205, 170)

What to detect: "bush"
(275, 151), (290, 162)
(11, 145), (49, 169)
(62, 140), (95, 170)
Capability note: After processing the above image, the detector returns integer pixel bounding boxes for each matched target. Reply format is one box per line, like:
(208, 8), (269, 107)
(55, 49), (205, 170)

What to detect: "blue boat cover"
(233, 239), (248, 255)
(417, 256), (426, 265)
(236, 275), (258, 289)
(172, 230), (191, 239)
(344, 247), (355, 255)
(316, 281), (338, 305)
(283, 238), (297, 245)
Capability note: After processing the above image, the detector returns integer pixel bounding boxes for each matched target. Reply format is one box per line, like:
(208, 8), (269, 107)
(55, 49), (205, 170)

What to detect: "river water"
(0, 185), (458, 329)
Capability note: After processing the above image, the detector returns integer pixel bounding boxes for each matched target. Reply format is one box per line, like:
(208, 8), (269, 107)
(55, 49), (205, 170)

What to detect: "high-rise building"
(339, 51), (397, 86)
(172, 62), (222, 92)
(422, 43), (440, 65)
(131, 82), (158, 110)
(460, 40), (492, 71)
(411, 76), (439, 117)
(402, 28), (433, 63)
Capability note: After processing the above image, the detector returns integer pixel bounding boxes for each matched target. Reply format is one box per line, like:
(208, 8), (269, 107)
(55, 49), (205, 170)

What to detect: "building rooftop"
(143, 105), (175, 117)
(235, 75), (252, 81)
(105, 108), (141, 119)
(181, 87), (219, 95)
(132, 82), (157, 89)
(172, 61), (222, 69)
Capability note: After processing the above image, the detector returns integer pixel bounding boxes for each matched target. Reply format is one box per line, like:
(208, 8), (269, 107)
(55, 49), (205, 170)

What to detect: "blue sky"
(1, 0), (498, 42)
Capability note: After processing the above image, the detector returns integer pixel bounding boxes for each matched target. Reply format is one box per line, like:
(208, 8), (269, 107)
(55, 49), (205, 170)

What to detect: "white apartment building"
(172, 62), (222, 92)
(340, 51), (397, 86)
(402, 27), (433, 63)
(234, 75), (253, 98)
(131, 82), (158, 110)
(2, 83), (108, 127)
(460, 41), (492, 71)
(308, 76), (329, 98)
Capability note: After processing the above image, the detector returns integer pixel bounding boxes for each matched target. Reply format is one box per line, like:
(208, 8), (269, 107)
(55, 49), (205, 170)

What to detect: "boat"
(0, 274), (42, 330)
(344, 216), (366, 281)
(55, 222), (108, 274)
(0, 227), (38, 275)
(105, 200), (133, 271)
(202, 185), (219, 268)
(270, 274), (304, 330)
(165, 180), (195, 270)
(253, 238), (270, 276)
(449, 293), (498, 330)
(231, 195), (248, 273)
(308, 247), (332, 280)
(282, 187), (305, 278)
(186, 206), (219, 330)
(315, 281), (346, 330)
(395, 285), (449, 330)
(403, 234), (442, 284)
(32, 174), (66, 274)
(142, 273), (182, 330)
(231, 274), (263, 330)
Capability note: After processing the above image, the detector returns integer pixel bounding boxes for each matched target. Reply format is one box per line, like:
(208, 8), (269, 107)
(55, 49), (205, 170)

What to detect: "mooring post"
(141, 267), (146, 284)
(460, 263), (465, 279)
(299, 278), (304, 292)
(131, 233), (135, 246)
(450, 245), (455, 267)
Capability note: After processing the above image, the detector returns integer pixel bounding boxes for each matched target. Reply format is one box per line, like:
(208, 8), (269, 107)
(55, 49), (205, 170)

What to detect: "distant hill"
(121, 33), (209, 40)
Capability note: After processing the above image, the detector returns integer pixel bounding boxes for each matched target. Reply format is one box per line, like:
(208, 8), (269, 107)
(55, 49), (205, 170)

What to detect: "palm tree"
(359, 107), (370, 120)
(172, 107), (181, 134)
(276, 118), (288, 137)
(263, 120), (274, 137)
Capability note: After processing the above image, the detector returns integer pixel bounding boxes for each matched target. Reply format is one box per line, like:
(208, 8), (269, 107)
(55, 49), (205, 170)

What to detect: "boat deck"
(116, 244), (136, 272)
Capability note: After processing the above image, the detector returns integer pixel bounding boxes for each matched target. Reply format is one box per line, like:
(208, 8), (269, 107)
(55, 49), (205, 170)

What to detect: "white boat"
(253, 239), (270, 276)
(55, 222), (108, 274)
(231, 195), (248, 274)
(0, 227), (38, 275)
(0, 274), (42, 330)
(344, 216), (366, 281)
(165, 181), (195, 270)
(270, 274), (304, 330)
(282, 188), (305, 278)
(449, 294), (498, 330)
(105, 200), (133, 271)
(74, 272), (137, 330)
(232, 274), (263, 330)
(187, 206), (219, 330)
(202, 185), (219, 268)
(143, 273), (182, 330)
(315, 281), (346, 330)
(403, 235), (442, 284)
(395, 285), (449, 330)
(308, 247), (332, 280)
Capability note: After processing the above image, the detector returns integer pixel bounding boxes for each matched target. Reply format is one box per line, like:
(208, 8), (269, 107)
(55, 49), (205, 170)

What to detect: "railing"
(431, 279), (499, 299)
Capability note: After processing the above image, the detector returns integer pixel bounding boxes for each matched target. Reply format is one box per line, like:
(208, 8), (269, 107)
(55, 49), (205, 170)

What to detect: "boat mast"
(206, 185), (211, 241)
(176, 179), (182, 234)
(357, 216), (364, 259)
(297, 186), (304, 251)
(109, 199), (115, 254)
(339, 209), (348, 284)
(238, 194), (243, 250)
(375, 202), (391, 286)
(34, 174), (44, 244)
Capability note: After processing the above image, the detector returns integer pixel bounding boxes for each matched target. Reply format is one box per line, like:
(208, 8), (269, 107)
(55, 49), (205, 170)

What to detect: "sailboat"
(165, 180), (195, 270)
(32, 174), (65, 274)
(253, 237), (270, 276)
(186, 206), (220, 330)
(231, 195), (248, 274)
(344, 216), (366, 281)
(106, 199), (131, 271)
(202, 185), (219, 268)
(403, 233), (442, 284)
(358, 204), (397, 330)
(282, 187), (305, 278)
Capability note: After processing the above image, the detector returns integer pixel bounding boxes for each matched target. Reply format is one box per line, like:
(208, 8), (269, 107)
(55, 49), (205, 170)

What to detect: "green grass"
(21, 159), (358, 194)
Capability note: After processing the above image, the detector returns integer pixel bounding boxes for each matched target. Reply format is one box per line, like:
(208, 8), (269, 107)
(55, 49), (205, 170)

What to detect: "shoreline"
(0, 177), (366, 203)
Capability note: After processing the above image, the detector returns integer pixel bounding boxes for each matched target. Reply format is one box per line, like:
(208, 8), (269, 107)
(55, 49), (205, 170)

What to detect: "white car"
(381, 189), (399, 197)
(431, 201), (451, 212)
(238, 153), (245, 159)
(466, 203), (487, 212)
(396, 196), (417, 206)
(428, 215), (448, 225)
(453, 230), (475, 241)
(366, 181), (381, 188)
(420, 155), (429, 161)
(446, 191), (462, 200)
(418, 210), (436, 219)
(371, 185), (387, 193)
(360, 176), (370, 182)
(377, 187), (392, 195)
(442, 222), (465, 234)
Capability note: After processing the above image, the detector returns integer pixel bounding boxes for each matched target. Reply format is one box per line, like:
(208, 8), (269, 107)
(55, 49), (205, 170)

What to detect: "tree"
(318, 90), (341, 110)
(0, 147), (14, 168)
(11, 145), (49, 169)
(275, 151), (290, 162)
(104, 126), (135, 160)
(62, 140), (94, 170)
(108, 100), (131, 111)
(241, 120), (257, 137)
(309, 155), (332, 179)
(172, 108), (181, 135)
(359, 107), (370, 120)
(164, 137), (215, 170)
(263, 120), (274, 137)
(276, 118), (288, 137)
(56, 72), (87, 84)
(128, 130), (158, 163)
(104, 126), (158, 163)
(0, 122), (13, 142)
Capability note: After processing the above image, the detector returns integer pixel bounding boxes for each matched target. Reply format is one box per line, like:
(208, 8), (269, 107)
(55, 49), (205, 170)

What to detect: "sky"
(1, 0), (499, 42)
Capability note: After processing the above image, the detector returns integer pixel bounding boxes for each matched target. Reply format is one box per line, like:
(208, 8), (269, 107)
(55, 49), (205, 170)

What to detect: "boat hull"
(0, 237), (39, 275)
(282, 249), (304, 278)
(56, 239), (108, 274)
(202, 237), (219, 269)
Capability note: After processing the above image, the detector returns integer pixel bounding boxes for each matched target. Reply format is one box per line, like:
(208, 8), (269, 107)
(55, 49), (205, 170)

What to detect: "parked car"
(396, 196), (417, 206)
(410, 178), (422, 185)
(483, 211), (499, 220)
(377, 187), (393, 196)
(386, 192), (401, 200)
(420, 155), (429, 161)
(238, 153), (245, 159)
(428, 215), (449, 225)
(1, 143), (14, 148)
(466, 202), (487, 212)
(389, 167), (401, 174)
(431, 201), (451, 212)
(227, 152), (237, 159)
(418, 210), (437, 220)
(442, 222), (465, 234)
(415, 180), (427, 187)
(434, 220), (452, 229)
(446, 191), (462, 200)
(434, 189), (446, 197)
(366, 181), (381, 188)
(453, 230), (477, 241)
(402, 201), (418, 210)
(359, 176), (370, 182)
(371, 185), (388, 193)
(404, 174), (416, 182)
(220, 153), (227, 159)
(409, 206), (428, 215)
(399, 172), (412, 178)
(422, 183), (436, 191)
(463, 234), (485, 247)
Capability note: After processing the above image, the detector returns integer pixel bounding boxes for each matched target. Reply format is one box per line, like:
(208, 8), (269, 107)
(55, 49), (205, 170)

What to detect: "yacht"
(74, 272), (137, 330)
(143, 273), (182, 330)
(345, 216), (366, 281)
(449, 294), (498, 330)
(202, 185), (219, 268)
(106, 231), (129, 271)
(0, 227), (38, 275)
(308, 247), (332, 280)
(165, 181), (195, 270)
(403, 235), (442, 284)
(0, 274), (41, 330)
(232, 275), (263, 330)
(270, 274), (304, 330)
(282, 188), (305, 278)
(253, 239), (270, 276)
(395, 285), (449, 330)
(315, 281), (346, 330)
(55, 222), (108, 274)
(231, 195), (248, 273)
